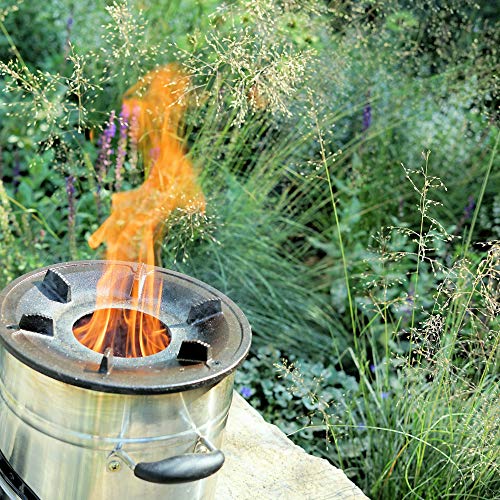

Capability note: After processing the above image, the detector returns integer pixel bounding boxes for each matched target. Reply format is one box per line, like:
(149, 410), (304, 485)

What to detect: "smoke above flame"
(74, 65), (205, 358)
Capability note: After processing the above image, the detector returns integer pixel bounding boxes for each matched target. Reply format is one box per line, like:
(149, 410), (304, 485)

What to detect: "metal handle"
(133, 449), (225, 484)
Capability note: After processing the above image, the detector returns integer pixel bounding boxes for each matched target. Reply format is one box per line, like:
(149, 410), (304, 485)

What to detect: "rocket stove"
(0, 260), (251, 499)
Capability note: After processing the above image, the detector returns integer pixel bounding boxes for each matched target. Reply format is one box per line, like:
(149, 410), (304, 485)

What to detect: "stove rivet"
(107, 460), (121, 472)
(195, 443), (210, 454)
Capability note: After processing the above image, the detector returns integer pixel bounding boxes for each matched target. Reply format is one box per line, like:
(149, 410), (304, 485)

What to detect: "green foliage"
(291, 141), (500, 497)
(0, 1), (65, 68)
(340, 240), (500, 498)
(235, 346), (360, 456)
(237, 234), (499, 498)
(0, 179), (59, 286)
(0, 0), (499, 498)
(160, 106), (349, 354)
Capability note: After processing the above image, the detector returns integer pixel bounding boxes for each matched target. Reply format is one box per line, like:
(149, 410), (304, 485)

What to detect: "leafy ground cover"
(1, 1), (498, 498)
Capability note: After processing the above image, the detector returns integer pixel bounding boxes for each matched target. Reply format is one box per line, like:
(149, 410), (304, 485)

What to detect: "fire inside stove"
(73, 308), (170, 358)
(80, 65), (205, 361)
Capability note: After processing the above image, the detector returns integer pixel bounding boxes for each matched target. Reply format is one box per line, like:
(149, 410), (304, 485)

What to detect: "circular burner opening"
(73, 308), (170, 358)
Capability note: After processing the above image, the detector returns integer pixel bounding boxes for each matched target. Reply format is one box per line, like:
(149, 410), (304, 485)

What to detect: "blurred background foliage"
(1, 0), (499, 498)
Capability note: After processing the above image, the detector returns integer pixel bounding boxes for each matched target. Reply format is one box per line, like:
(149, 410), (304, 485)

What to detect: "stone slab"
(216, 392), (369, 499)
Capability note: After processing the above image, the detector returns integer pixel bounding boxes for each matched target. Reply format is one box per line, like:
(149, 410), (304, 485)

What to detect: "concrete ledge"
(216, 392), (369, 499)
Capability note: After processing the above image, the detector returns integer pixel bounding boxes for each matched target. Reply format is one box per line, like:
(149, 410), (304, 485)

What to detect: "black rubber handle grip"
(134, 450), (225, 484)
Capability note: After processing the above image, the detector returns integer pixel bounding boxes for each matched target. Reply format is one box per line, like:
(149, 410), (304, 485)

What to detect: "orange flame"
(74, 65), (205, 358)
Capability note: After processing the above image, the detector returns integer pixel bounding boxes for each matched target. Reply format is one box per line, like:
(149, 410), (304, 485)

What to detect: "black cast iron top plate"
(0, 261), (251, 394)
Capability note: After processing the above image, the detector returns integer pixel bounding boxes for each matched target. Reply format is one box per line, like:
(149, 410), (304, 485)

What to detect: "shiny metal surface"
(0, 260), (252, 394)
(0, 347), (235, 499)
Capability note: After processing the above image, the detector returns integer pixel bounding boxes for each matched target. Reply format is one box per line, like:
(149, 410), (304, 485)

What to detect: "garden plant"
(0, 0), (499, 498)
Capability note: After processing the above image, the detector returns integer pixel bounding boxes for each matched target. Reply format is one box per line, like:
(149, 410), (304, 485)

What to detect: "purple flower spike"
(96, 110), (117, 188)
(128, 106), (140, 171)
(362, 105), (371, 132)
(362, 91), (372, 132)
(463, 196), (475, 221)
(107, 121), (117, 140)
(240, 386), (252, 399)
(115, 104), (129, 191)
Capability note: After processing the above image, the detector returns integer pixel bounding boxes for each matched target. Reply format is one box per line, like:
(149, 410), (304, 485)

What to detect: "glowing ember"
(74, 65), (205, 358)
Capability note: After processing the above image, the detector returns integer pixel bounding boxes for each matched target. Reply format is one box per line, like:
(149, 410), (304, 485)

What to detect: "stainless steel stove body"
(0, 261), (251, 500)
